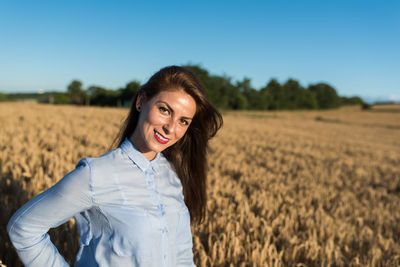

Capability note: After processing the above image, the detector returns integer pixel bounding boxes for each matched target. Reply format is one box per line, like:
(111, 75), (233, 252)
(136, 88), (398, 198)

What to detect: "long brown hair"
(112, 66), (223, 224)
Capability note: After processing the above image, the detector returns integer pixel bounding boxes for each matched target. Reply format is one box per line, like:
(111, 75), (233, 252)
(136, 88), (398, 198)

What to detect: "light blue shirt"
(7, 138), (196, 267)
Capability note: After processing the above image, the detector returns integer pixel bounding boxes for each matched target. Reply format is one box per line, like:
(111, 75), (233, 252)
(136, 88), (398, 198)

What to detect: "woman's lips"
(154, 130), (169, 144)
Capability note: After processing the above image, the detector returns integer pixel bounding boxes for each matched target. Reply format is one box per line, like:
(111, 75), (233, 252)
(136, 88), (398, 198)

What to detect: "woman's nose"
(162, 119), (176, 135)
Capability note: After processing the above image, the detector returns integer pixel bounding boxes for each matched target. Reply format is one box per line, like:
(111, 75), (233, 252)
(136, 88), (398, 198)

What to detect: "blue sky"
(1, 0), (399, 102)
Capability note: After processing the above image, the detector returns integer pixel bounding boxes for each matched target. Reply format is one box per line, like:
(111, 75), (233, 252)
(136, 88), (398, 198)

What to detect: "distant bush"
(53, 93), (72, 104)
(362, 103), (372, 110)
(341, 96), (364, 106)
(0, 93), (9, 102)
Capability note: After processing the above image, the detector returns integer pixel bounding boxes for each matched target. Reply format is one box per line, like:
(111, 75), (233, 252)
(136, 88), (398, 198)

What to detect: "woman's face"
(130, 89), (197, 161)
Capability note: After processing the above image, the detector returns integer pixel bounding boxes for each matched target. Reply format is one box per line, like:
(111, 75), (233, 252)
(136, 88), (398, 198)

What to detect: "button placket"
(145, 168), (169, 266)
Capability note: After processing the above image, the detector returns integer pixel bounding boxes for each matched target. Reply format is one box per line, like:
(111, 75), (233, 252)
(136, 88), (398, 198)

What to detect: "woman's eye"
(180, 119), (189, 126)
(159, 106), (169, 114)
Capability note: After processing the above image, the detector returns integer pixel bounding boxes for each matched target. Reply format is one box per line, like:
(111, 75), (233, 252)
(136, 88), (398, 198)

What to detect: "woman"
(7, 66), (223, 267)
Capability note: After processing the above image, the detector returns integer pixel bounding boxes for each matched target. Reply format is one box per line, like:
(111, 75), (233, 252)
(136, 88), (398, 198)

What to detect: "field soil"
(1, 103), (399, 266)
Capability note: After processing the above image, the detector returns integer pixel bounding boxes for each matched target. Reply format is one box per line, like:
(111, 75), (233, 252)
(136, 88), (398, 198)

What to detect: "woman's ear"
(136, 91), (146, 112)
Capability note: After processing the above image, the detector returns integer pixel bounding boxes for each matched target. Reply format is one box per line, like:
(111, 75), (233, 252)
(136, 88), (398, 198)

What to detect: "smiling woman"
(7, 66), (223, 267)
(131, 89), (197, 161)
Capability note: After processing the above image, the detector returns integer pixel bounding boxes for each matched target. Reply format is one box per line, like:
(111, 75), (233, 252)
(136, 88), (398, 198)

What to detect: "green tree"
(67, 80), (84, 105)
(298, 89), (318, 109)
(183, 64), (251, 110)
(119, 80), (141, 107)
(263, 79), (282, 110)
(183, 64), (220, 105)
(87, 86), (120, 106)
(208, 75), (235, 109)
(281, 79), (303, 110)
(308, 83), (341, 109)
(236, 78), (264, 110)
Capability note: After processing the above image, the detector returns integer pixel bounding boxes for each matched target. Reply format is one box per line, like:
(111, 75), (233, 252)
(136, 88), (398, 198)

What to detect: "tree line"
(0, 64), (368, 110)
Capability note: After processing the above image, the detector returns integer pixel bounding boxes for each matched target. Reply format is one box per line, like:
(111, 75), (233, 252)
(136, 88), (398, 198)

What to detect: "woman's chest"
(94, 175), (187, 247)
(98, 201), (188, 263)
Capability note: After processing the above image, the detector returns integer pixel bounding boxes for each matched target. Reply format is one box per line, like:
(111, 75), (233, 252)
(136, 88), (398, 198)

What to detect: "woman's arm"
(7, 159), (94, 267)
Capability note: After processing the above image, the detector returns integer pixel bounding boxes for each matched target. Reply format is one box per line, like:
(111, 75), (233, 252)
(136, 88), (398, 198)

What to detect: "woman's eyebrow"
(159, 101), (175, 113)
(159, 101), (193, 120)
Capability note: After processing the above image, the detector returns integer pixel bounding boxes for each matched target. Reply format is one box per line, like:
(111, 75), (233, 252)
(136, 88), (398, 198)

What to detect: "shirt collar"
(120, 137), (161, 173)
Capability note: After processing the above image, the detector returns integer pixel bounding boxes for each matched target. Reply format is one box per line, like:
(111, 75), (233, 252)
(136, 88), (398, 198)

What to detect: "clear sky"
(1, 0), (399, 102)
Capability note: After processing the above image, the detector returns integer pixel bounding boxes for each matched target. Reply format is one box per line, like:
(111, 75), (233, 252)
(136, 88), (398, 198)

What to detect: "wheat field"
(1, 102), (399, 266)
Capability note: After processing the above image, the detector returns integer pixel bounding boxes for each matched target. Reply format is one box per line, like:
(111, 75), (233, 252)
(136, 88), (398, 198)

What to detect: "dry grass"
(1, 102), (399, 266)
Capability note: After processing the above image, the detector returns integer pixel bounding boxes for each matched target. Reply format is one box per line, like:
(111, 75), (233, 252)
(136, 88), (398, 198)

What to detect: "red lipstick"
(154, 130), (169, 144)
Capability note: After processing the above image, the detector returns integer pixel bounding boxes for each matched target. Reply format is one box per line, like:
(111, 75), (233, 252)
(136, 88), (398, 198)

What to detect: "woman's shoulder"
(75, 148), (129, 194)
(73, 148), (128, 188)
(157, 154), (181, 182)
(83, 147), (125, 169)
(157, 153), (176, 173)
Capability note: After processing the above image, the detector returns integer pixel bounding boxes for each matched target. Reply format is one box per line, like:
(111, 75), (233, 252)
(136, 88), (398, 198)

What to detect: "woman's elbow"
(7, 214), (26, 249)
(7, 214), (42, 250)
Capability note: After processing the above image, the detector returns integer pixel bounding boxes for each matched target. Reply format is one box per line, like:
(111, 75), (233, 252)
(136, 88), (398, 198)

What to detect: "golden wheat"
(1, 103), (399, 266)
